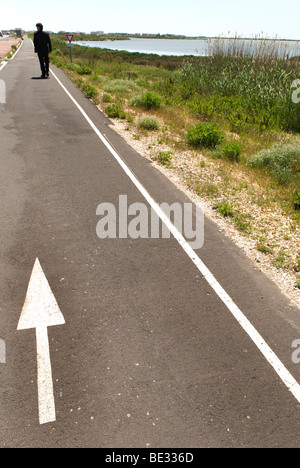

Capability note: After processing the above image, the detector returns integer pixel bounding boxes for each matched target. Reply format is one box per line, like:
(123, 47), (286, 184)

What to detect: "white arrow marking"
(17, 258), (65, 425)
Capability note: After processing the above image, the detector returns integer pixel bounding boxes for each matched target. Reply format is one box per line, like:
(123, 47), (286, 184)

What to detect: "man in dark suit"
(34, 23), (52, 78)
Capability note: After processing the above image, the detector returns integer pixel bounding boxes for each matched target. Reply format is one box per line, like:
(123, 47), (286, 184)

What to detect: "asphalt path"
(0, 36), (300, 448)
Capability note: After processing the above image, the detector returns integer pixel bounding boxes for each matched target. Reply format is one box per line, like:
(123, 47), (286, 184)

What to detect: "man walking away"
(34, 23), (52, 78)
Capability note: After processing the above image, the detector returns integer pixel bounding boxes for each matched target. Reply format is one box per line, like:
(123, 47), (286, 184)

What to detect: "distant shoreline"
(73, 36), (300, 59)
(71, 35), (300, 43)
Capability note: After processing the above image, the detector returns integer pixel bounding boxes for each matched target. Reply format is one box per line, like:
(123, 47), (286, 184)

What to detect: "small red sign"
(66, 34), (74, 43)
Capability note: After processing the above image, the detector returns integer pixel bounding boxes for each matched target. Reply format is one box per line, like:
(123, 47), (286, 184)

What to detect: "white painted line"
(17, 258), (65, 425)
(0, 60), (8, 73)
(10, 39), (23, 60)
(50, 68), (300, 404)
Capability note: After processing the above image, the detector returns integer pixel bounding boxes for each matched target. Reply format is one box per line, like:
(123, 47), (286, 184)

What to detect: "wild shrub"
(248, 144), (300, 184)
(131, 92), (162, 110)
(153, 151), (173, 167)
(216, 140), (242, 162)
(106, 104), (126, 119)
(173, 55), (300, 133)
(216, 200), (234, 218)
(293, 190), (300, 210)
(186, 122), (224, 148)
(139, 116), (160, 131)
(77, 66), (92, 75)
(82, 83), (98, 99)
(102, 94), (114, 103)
(65, 62), (81, 71)
(51, 48), (63, 57)
(103, 79), (139, 97)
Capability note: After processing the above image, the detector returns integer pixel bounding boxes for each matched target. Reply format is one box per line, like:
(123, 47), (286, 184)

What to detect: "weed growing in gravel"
(82, 83), (98, 98)
(106, 104), (126, 119)
(152, 151), (173, 167)
(139, 116), (160, 131)
(248, 144), (300, 184)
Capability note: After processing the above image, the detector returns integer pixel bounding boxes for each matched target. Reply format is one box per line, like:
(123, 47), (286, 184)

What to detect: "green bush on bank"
(82, 83), (98, 98)
(77, 66), (92, 75)
(186, 122), (224, 148)
(248, 144), (300, 184)
(131, 92), (162, 110)
(106, 104), (126, 119)
(49, 35), (300, 137)
(139, 116), (160, 131)
(214, 140), (242, 162)
(162, 57), (300, 134)
(47, 34), (300, 220)
(103, 79), (140, 97)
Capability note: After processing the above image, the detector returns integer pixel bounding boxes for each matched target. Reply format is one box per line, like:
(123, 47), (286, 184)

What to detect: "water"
(77, 38), (209, 56)
(76, 37), (300, 58)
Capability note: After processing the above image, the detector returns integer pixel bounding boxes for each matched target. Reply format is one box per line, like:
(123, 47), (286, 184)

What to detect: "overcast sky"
(2, 0), (299, 40)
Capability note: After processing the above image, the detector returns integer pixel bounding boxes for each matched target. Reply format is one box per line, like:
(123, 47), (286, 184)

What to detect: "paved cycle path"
(0, 36), (299, 448)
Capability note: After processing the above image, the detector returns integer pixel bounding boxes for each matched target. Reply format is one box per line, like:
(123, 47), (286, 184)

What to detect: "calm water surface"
(76, 37), (300, 58)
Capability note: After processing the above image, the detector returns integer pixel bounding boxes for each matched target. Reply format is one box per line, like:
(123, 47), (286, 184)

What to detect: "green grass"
(48, 34), (300, 220)
(81, 83), (98, 98)
(164, 54), (300, 134)
(46, 34), (300, 286)
(103, 79), (141, 97)
(214, 140), (242, 162)
(216, 200), (252, 234)
(293, 190), (300, 210)
(138, 116), (160, 131)
(106, 104), (126, 119)
(248, 143), (300, 184)
(186, 122), (224, 148)
(131, 92), (162, 110)
(256, 243), (273, 254)
(77, 65), (92, 75)
(216, 200), (234, 218)
(152, 151), (173, 167)
(273, 248), (287, 268)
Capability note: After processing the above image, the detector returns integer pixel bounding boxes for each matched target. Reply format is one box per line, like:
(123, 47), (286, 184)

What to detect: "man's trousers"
(38, 52), (49, 76)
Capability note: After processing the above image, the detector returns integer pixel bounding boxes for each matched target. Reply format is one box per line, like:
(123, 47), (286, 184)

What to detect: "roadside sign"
(66, 35), (75, 62)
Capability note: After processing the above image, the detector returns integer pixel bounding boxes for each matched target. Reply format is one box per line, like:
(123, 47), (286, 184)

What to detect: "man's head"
(36, 23), (43, 31)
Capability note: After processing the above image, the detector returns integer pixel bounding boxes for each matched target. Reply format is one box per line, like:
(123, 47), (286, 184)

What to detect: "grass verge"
(48, 35), (300, 298)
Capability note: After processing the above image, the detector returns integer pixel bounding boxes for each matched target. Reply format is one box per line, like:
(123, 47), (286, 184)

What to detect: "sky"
(1, 0), (300, 40)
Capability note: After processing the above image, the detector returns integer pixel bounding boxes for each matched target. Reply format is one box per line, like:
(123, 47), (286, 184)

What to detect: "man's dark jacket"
(34, 30), (52, 54)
